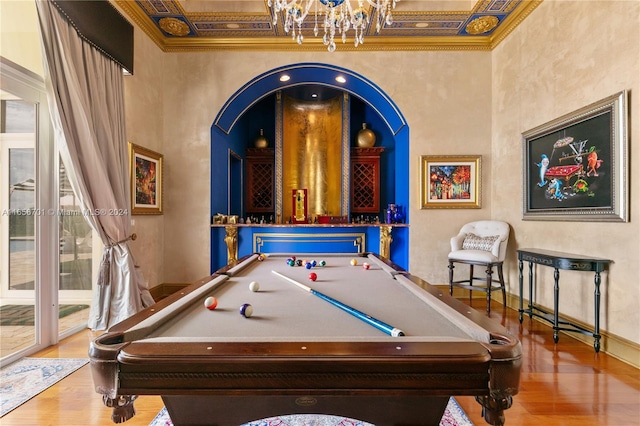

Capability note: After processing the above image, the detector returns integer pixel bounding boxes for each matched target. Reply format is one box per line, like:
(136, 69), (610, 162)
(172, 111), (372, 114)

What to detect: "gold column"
(224, 225), (238, 265)
(380, 225), (393, 260)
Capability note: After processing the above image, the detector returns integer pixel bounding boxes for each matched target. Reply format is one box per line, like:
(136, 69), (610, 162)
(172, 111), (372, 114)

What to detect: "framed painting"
(522, 91), (628, 222)
(420, 155), (481, 209)
(129, 143), (163, 215)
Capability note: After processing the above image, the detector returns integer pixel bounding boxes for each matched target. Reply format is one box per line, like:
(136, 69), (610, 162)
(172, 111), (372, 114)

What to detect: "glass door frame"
(1, 56), (58, 364)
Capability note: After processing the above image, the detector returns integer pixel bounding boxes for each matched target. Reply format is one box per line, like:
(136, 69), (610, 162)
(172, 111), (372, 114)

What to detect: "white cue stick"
(271, 270), (405, 337)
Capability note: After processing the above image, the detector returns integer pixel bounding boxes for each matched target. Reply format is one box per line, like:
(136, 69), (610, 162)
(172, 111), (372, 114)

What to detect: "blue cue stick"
(271, 270), (405, 337)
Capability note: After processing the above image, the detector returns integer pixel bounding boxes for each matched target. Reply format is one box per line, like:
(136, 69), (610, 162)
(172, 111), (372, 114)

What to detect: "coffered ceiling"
(115, 0), (542, 52)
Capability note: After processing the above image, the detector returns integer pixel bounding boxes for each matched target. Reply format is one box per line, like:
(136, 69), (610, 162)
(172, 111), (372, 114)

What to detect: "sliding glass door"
(1, 57), (96, 363)
(0, 93), (38, 358)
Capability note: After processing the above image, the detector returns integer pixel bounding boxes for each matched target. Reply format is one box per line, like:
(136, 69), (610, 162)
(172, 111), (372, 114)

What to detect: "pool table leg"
(475, 394), (512, 426)
(102, 394), (137, 424)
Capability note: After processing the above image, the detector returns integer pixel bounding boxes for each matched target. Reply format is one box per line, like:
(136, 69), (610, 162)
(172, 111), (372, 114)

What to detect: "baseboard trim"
(435, 285), (640, 369)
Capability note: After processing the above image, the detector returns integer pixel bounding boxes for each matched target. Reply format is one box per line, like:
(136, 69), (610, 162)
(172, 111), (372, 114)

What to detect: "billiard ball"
(204, 296), (218, 310)
(363, 262), (370, 270)
(249, 281), (260, 292)
(296, 259), (303, 266)
(257, 254), (265, 261)
(239, 303), (253, 318)
(305, 262), (312, 269)
(308, 272), (317, 281)
(311, 260), (317, 267)
(291, 256), (296, 261)
(288, 259), (295, 267)
(350, 258), (358, 266)
(319, 260), (326, 267)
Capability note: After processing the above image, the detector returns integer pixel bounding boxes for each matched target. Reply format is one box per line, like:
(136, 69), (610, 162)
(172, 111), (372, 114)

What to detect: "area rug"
(0, 357), (88, 417)
(150, 397), (473, 426)
(0, 304), (89, 326)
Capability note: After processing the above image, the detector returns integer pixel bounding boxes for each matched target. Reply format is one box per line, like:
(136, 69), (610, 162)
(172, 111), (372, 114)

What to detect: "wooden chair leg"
(448, 261), (454, 295)
(498, 263), (506, 305)
(468, 265), (474, 302)
(485, 264), (493, 314)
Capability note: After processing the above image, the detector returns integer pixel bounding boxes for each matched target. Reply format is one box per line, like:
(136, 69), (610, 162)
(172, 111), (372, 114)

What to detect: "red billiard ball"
(204, 296), (218, 310)
(363, 262), (370, 270)
(308, 272), (317, 282)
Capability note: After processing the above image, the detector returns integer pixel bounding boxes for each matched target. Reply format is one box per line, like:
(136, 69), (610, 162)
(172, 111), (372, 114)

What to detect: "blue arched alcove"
(210, 63), (410, 271)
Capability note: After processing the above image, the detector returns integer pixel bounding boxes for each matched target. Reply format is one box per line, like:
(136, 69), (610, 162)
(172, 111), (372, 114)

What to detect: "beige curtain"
(36, 0), (154, 330)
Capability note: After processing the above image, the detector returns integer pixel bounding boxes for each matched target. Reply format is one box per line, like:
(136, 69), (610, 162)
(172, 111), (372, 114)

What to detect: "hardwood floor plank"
(2, 304), (639, 426)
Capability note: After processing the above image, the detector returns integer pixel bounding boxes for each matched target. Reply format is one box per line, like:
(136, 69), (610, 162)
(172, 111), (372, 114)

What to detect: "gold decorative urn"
(254, 129), (269, 148)
(356, 123), (376, 148)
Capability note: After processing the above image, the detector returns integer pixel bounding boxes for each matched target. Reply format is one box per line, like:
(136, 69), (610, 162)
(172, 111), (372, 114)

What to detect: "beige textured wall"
(0, 0), (43, 76)
(124, 29), (166, 290)
(492, 0), (640, 344)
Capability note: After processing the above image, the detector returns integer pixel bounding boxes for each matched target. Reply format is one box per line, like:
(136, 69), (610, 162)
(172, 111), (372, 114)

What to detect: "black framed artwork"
(522, 91), (628, 222)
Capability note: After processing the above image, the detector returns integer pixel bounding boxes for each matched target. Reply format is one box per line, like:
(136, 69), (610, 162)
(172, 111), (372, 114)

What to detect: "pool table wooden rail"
(89, 253), (521, 426)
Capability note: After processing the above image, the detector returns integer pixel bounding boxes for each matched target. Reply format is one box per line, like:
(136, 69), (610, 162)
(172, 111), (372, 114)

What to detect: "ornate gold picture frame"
(420, 155), (481, 209)
(129, 142), (163, 215)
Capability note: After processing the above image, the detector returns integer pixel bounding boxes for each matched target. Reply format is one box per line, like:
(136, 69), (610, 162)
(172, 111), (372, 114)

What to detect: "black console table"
(517, 248), (611, 352)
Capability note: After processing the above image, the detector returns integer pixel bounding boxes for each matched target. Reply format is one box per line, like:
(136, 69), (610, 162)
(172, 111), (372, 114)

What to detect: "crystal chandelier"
(268, 0), (399, 52)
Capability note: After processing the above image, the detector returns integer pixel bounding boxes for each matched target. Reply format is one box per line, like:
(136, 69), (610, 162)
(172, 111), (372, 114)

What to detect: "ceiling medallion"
(159, 17), (191, 36)
(268, 0), (399, 52)
(465, 15), (499, 35)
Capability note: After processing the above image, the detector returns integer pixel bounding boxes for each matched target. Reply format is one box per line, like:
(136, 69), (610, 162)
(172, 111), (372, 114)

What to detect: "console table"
(517, 248), (612, 352)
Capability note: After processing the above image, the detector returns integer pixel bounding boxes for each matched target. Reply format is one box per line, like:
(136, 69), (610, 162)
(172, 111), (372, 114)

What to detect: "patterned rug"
(0, 305), (89, 326)
(0, 357), (88, 417)
(150, 397), (473, 426)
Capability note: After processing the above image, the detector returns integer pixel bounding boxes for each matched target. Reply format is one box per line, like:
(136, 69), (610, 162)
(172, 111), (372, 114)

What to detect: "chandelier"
(268, 0), (399, 52)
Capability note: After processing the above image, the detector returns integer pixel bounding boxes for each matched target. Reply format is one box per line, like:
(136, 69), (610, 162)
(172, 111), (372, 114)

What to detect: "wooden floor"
(1, 300), (639, 426)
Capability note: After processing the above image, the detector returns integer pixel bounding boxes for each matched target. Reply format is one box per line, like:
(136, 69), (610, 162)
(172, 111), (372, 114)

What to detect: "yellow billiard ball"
(350, 258), (358, 266)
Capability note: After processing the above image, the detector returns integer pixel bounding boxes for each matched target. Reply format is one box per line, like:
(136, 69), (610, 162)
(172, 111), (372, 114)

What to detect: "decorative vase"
(357, 123), (376, 148)
(254, 129), (269, 148)
(386, 204), (396, 224)
(393, 205), (404, 224)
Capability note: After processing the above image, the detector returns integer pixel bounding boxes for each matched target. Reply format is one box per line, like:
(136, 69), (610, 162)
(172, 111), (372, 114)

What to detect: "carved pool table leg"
(475, 395), (513, 426)
(103, 394), (138, 423)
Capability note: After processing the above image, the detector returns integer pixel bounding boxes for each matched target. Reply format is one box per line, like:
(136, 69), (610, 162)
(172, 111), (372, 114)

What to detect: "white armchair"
(448, 221), (510, 314)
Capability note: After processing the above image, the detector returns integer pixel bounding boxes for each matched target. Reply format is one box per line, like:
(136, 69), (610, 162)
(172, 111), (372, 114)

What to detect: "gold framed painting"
(129, 142), (163, 215)
(420, 155), (481, 209)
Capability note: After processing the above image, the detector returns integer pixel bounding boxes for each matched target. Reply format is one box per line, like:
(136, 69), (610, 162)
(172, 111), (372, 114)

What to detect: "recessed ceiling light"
(311, 93), (318, 98)
(335, 76), (346, 83)
(280, 75), (291, 82)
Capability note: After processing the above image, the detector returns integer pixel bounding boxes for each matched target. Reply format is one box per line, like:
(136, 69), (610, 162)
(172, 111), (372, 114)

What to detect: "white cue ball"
(249, 281), (260, 292)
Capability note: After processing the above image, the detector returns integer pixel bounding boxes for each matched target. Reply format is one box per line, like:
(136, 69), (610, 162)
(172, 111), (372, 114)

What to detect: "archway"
(210, 63), (410, 271)
(214, 62), (407, 136)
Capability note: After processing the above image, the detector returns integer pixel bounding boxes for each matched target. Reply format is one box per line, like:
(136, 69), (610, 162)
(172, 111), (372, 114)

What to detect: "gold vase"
(254, 129), (269, 148)
(357, 123), (376, 148)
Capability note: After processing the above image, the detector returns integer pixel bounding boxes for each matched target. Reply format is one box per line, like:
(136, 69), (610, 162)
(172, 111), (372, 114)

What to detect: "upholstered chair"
(448, 221), (510, 314)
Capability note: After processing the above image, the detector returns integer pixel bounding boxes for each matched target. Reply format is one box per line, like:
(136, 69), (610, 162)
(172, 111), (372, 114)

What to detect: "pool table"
(89, 253), (521, 426)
